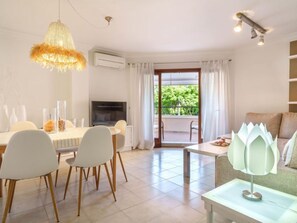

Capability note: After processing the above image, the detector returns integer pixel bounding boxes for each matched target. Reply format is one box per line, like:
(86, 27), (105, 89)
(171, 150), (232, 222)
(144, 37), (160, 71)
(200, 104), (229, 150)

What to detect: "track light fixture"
(234, 12), (267, 46)
(251, 28), (257, 39)
(258, 35), (264, 46)
(234, 20), (242, 32)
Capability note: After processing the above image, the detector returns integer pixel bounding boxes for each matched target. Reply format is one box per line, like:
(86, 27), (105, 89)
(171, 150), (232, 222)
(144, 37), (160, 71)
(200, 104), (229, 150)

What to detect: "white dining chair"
(63, 126), (116, 216)
(0, 130), (59, 222)
(113, 120), (128, 182)
(7, 121), (49, 187)
(55, 120), (79, 186)
(9, 121), (37, 131)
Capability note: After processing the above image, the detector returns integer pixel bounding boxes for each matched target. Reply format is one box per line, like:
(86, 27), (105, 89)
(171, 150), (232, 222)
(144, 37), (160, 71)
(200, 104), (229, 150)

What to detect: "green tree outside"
(154, 85), (199, 115)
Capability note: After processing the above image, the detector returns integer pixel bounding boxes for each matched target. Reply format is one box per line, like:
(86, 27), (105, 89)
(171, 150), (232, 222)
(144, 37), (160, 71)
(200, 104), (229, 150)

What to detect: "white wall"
(0, 28), (92, 128)
(71, 65), (90, 127)
(0, 29), (72, 128)
(232, 41), (289, 130)
(88, 50), (130, 124)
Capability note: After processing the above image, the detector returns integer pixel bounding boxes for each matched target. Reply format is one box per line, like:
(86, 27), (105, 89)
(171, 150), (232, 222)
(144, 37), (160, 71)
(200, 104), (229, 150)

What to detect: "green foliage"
(154, 85), (199, 115)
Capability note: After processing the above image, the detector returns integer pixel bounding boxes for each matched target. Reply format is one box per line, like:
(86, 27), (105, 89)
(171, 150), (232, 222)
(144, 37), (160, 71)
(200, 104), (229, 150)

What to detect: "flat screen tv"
(91, 101), (127, 126)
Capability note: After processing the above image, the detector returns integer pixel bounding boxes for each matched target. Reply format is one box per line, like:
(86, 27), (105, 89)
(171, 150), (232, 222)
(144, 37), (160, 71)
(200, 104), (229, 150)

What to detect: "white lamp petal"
(228, 134), (246, 171)
(270, 139), (280, 174)
(246, 135), (274, 175)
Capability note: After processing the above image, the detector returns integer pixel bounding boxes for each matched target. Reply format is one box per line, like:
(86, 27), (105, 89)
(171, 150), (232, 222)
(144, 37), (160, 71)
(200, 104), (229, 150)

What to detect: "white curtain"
(201, 60), (231, 142)
(129, 63), (155, 149)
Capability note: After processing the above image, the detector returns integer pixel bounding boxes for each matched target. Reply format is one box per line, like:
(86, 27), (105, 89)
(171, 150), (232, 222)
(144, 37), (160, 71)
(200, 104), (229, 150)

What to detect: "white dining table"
(0, 126), (120, 197)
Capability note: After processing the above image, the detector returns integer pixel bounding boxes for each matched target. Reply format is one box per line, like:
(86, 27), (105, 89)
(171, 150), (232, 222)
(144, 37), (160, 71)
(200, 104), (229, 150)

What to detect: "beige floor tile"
(146, 195), (182, 213)
(165, 204), (205, 223)
(166, 186), (200, 203)
(152, 180), (181, 193)
(122, 201), (163, 222)
(148, 213), (181, 223)
(132, 185), (165, 202)
(94, 211), (134, 223)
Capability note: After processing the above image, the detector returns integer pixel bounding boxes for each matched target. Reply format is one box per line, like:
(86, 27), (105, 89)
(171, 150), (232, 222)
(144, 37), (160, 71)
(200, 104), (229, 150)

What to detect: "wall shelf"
(289, 40), (297, 112)
(289, 78), (297, 82)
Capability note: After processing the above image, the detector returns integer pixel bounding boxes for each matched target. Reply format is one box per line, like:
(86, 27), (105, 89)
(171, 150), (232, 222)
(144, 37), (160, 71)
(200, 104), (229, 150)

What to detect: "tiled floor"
(0, 148), (229, 223)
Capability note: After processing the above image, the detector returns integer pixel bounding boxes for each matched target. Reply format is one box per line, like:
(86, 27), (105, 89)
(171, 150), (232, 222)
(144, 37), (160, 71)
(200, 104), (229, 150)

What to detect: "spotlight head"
(258, 35), (264, 46)
(251, 28), (257, 39)
(234, 20), (242, 32)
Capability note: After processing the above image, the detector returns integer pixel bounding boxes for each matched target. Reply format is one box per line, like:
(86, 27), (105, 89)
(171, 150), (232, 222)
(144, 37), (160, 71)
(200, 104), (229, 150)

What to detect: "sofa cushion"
(279, 112), (297, 139)
(245, 112), (282, 138)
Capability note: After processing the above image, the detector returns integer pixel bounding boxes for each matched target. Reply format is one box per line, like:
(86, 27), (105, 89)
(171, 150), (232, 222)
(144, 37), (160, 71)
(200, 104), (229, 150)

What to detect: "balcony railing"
(155, 105), (199, 116)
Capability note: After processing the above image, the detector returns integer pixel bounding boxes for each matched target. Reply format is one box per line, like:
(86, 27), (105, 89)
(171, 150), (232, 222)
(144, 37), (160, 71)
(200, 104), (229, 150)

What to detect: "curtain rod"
(128, 59), (232, 65)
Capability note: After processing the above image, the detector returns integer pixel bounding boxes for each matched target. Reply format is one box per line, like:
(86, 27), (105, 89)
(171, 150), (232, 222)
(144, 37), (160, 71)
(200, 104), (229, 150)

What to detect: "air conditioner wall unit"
(94, 52), (126, 69)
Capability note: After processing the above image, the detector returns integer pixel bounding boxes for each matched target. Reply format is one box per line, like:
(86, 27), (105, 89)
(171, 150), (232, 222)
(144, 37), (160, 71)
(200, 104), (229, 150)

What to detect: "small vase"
(0, 105), (9, 132)
(16, 105), (27, 121)
(10, 108), (18, 127)
(57, 100), (66, 131)
(43, 108), (57, 133)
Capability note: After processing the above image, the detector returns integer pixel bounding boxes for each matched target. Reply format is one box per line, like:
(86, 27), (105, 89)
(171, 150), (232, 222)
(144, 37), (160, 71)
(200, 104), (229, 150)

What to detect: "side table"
(202, 179), (297, 223)
(183, 143), (228, 177)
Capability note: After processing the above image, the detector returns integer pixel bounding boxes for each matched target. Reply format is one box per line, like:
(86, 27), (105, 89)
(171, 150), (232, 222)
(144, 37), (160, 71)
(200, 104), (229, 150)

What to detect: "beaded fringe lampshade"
(30, 20), (86, 71)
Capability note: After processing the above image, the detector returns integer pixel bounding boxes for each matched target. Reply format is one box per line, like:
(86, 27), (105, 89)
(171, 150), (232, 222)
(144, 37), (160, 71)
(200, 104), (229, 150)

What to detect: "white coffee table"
(202, 179), (297, 223)
(183, 142), (228, 177)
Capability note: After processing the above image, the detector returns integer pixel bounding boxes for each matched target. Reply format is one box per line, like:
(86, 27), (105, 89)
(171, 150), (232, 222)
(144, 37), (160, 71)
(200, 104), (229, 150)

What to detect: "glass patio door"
(154, 69), (202, 147)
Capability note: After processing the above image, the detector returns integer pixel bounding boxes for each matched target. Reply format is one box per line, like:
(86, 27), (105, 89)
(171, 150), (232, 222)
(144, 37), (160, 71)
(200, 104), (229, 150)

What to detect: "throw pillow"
(284, 131), (297, 168)
(245, 112), (282, 138)
(279, 112), (297, 139)
(282, 139), (291, 162)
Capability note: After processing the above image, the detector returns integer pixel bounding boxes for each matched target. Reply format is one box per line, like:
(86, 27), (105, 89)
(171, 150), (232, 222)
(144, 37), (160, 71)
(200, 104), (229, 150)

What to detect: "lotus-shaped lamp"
(227, 123), (280, 201)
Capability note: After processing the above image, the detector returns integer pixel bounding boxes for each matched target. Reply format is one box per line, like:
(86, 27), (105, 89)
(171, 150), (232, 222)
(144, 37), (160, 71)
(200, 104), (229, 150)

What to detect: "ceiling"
(1, 0), (297, 53)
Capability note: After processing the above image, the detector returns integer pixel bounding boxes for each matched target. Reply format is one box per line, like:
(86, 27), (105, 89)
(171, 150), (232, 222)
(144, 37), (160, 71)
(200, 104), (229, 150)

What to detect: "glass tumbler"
(43, 108), (57, 133)
(57, 100), (66, 131)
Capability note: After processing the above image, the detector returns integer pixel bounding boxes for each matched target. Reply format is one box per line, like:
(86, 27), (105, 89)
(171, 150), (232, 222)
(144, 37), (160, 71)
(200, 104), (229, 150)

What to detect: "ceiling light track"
(234, 12), (267, 46)
(236, 13), (266, 34)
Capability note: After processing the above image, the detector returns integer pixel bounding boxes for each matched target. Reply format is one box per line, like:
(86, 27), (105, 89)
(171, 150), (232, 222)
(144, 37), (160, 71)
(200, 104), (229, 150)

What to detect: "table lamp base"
(242, 190), (262, 201)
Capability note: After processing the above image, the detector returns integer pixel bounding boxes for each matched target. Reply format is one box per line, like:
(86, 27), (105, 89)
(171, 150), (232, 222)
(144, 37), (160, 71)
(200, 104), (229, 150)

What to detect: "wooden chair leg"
(86, 168), (90, 180)
(4, 179), (8, 186)
(93, 167), (98, 190)
(118, 152), (128, 182)
(110, 160), (113, 171)
(8, 180), (16, 213)
(96, 165), (101, 190)
(2, 180), (16, 223)
(63, 166), (73, 200)
(55, 153), (61, 187)
(47, 173), (60, 222)
(83, 168), (90, 181)
(78, 167), (83, 216)
(43, 176), (48, 188)
(104, 163), (116, 201)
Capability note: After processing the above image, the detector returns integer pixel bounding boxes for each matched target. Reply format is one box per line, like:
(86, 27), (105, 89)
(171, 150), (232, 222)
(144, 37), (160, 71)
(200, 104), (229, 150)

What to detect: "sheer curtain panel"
(129, 63), (155, 149)
(201, 60), (231, 142)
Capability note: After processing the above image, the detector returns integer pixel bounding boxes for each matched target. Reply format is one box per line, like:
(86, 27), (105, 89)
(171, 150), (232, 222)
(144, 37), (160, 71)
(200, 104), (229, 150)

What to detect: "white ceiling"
(1, 0), (297, 53)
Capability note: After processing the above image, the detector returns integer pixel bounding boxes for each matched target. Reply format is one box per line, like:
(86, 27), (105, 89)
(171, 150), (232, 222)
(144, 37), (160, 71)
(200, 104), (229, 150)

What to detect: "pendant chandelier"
(30, 0), (86, 71)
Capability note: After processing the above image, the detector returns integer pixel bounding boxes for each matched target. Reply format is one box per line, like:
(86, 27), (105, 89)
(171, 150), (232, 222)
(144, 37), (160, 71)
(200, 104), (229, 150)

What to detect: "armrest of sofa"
(215, 154), (247, 187)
